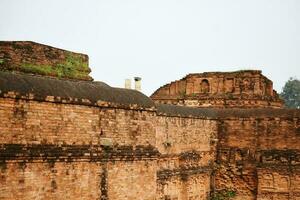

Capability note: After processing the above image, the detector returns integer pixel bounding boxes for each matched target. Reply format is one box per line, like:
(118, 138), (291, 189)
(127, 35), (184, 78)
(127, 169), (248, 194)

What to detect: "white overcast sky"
(0, 0), (299, 95)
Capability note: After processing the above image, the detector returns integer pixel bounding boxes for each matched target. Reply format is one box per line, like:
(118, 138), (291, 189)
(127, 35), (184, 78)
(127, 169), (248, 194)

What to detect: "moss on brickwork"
(211, 190), (236, 200)
(0, 41), (92, 80)
(19, 52), (89, 79)
(64, 52), (89, 71)
(21, 64), (53, 75)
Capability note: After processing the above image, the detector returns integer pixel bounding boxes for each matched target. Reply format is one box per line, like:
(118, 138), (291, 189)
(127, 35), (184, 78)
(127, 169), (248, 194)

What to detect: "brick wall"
(1, 41), (300, 200)
(0, 64), (299, 199)
(215, 116), (300, 200)
(155, 108), (218, 200)
(157, 174), (211, 200)
(0, 89), (299, 200)
(0, 94), (220, 200)
(0, 162), (101, 200)
(0, 97), (158, 200)
(0, 98), (156, 146)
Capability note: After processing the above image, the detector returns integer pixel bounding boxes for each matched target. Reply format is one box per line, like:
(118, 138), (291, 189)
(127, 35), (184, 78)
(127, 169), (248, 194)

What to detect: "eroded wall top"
(0, 71), (155, 111)
(0, 41), (92, 81)
(151, 70), (284, 108)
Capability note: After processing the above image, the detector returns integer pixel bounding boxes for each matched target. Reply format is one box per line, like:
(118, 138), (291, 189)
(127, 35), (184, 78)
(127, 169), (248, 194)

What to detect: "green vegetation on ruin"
(0, 59), (4, 65)
(20, 52), (90, 80)
(211, 190), (236, 200)
(178, 91), (187, 98)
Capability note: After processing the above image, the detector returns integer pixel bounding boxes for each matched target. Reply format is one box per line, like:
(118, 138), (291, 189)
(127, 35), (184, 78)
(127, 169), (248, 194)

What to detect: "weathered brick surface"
(155, 115), (217, 200)
(0, 98), (156, 146)
(0, 93), (299, 199)
(157, 173), (211, 200)
(151, 70), (283, 108)
(257, 168), (300, 200)
(215, 117), (300, 200)
(0, 42), (299, 200)
(155, 116), (217, 154)
(0, 97), (159, 200)
(0, 162), (102, 200)
(107, 161), (157, 200)
(0, 41), (92, 80)
(152, 70), (300, 200)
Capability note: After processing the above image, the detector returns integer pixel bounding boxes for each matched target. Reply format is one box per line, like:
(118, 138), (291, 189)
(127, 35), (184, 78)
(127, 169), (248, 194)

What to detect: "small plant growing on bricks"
(211, 190), (236, 200)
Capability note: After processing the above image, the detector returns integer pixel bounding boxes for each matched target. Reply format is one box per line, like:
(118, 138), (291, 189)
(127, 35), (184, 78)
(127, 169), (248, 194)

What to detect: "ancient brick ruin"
(0, 41), (299, 200)
(151, 71), (283, 108)
(0, 41), (92, 80)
